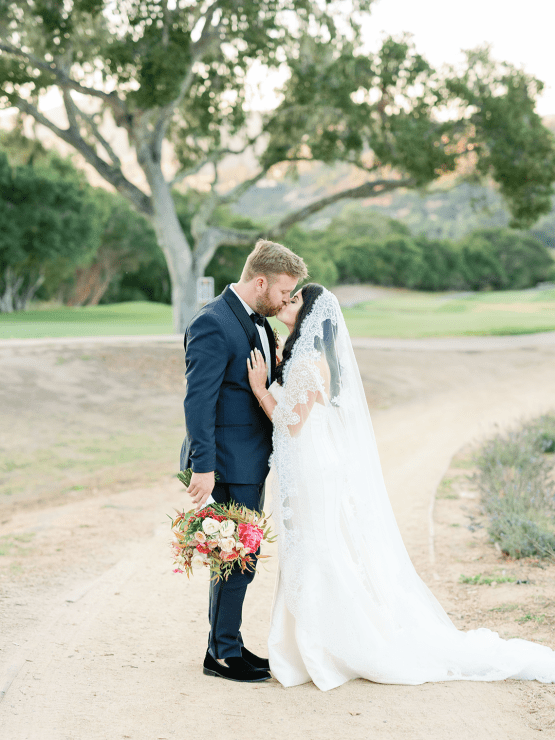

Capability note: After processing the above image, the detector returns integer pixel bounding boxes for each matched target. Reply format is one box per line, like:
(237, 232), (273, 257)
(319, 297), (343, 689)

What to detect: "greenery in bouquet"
(170, 469), (276, 581)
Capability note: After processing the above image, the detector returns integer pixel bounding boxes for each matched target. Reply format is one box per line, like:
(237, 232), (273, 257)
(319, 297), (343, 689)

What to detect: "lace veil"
(268, 289), (555, 686)
(270, 289), (455, 653)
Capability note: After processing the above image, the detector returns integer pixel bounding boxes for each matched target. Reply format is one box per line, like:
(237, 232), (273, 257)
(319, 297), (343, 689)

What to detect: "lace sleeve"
(272, 353), (324, 437)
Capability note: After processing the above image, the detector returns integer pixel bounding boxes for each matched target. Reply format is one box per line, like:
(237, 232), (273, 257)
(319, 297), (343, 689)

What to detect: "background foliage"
(473, 414), (555, 559)
(1, 0), (555, 329)
(0, 147), (100, 311)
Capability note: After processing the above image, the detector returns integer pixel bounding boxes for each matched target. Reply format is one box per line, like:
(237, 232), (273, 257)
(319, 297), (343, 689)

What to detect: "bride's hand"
(247, 348), (268, 397)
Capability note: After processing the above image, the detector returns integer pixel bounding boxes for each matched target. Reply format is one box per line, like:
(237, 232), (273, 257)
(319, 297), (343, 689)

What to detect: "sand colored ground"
(1, 332), (555, 739)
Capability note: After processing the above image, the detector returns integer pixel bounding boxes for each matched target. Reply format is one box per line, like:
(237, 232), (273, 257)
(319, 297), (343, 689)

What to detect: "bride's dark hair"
(276, 283), (341, 400)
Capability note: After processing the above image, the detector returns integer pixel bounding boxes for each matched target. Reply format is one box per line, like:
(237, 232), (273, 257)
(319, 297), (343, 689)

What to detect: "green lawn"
(342, 287), (555, 338)
(0, 301), (175, 339)
(1, 289), (555, 339)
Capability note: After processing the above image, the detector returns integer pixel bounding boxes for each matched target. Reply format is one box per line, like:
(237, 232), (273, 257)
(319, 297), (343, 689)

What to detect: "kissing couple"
(180, 239), (555, 691)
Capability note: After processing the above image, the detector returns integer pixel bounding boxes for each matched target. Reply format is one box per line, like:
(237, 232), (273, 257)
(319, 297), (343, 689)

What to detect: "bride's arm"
(247, 348), (277, 419)
(247, 348), (320, 436)
(279, 390), (317, 436)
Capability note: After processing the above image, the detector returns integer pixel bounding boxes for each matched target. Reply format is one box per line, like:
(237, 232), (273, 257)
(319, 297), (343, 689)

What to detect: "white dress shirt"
(230, 283), (272, 384)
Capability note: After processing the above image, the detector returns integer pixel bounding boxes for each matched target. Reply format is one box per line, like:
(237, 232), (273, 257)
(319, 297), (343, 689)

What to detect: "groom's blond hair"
(241, 239), (308, 284)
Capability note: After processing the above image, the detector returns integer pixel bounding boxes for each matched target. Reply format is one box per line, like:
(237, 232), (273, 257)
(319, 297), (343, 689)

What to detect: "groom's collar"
(223, 285), (257, 351)
(222, 286), (276, 381)
(229, 283), (255, 317)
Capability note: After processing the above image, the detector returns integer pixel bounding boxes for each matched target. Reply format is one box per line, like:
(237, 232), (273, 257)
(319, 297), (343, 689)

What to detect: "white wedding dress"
(266, 289), (555, 691)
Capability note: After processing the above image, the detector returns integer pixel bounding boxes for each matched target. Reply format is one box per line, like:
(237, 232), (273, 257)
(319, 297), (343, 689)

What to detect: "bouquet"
(170, 469), (276, 581)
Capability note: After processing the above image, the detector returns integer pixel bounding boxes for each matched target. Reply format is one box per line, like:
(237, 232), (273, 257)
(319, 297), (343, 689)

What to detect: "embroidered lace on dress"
(266, 288), (555, 691)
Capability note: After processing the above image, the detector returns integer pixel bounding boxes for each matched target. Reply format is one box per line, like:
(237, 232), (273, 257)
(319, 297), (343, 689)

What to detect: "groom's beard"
(255, 289), (283, 317)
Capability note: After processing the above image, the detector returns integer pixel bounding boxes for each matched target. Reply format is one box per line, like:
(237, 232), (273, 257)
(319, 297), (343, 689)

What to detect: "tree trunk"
(142, 158), (196, 333)
(13, 271), (44, 310)
(0, 267), (43, 312)
(66, 253), (118, 307)
(140, 155), (259, 332)
(0, 267), (21, 312)
(67, 263), (103, 306)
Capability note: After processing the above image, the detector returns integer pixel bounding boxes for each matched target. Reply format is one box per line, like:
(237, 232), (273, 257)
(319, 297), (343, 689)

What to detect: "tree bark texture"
(0, 267), (44, 312)
(142, 157), (197, 332)
(66, 258), (116, 307)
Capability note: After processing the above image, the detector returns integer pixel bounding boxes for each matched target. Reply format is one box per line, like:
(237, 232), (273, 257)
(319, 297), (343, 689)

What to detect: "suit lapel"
(222, 285), (257, 352)
(222, 285), (277, 384)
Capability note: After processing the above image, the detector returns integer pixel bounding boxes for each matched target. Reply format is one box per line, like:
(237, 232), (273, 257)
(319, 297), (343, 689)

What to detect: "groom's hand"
(187, 471), (215, 507)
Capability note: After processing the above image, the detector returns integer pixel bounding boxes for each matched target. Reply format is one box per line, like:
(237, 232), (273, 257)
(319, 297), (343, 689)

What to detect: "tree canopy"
(0, 150), (99, 311)
(1, 1), (554, 327)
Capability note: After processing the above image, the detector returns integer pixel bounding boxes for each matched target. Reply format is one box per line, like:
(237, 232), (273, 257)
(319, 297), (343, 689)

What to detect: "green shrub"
(284, 204), (554, 293)
(473, 413), (555, 558)
(414, 236), (467, 290)
(335, 238), (390, 284)
(459, 228), (555, 290)
(380, 236), (427, 288)
(335, 236), (426, 287)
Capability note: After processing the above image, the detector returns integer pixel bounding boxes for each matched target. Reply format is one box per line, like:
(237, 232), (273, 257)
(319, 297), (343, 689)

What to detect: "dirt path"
(1, 336), (555, 739)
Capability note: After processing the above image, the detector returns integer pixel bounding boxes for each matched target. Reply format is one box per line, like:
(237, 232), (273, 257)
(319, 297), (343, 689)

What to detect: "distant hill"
(231, 119), (555, 248)
(2, 103), (553, 247)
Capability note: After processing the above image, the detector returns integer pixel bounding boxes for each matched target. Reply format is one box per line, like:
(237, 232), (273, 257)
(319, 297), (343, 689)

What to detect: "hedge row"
(291, 227), (555, 291)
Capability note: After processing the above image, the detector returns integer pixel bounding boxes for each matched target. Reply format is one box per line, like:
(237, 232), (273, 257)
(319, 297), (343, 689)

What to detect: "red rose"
(220, 550), (239, 561)
(237, 523), (264, 553)
(196, 544), (211, 555)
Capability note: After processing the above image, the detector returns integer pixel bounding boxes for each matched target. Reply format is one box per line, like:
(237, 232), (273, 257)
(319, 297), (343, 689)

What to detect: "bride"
(247, 283), (555, 691)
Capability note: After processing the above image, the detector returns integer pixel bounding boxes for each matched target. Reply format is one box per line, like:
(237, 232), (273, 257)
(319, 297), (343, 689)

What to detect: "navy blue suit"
(180, 285), (276, 660)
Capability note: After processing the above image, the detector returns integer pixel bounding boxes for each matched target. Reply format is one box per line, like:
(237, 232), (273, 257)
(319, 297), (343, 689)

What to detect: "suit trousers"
(208, 481), (266, 660)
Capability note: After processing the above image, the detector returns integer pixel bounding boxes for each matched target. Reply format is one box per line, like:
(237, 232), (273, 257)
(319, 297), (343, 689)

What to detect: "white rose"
(191, 553), (207, 569)
(219, 520), (236, 537)
(202, 518), (221, 535)
(219, 537), (236, 552)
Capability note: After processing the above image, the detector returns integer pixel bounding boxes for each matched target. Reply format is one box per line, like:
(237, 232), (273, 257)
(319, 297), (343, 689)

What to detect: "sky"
(363, 0), (555, 115)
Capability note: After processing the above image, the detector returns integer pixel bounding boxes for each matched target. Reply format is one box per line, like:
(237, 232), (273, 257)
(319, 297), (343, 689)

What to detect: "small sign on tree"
(197, 276), (214, 308)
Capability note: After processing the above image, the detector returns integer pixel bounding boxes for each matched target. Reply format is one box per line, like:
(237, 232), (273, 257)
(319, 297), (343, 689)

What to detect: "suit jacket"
(180, 285), (276, 484)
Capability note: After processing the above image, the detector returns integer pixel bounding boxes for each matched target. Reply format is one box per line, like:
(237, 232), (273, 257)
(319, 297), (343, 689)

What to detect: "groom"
(180, 239), (308, 683)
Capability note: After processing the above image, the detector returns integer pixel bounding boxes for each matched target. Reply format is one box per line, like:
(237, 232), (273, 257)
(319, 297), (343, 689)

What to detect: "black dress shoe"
(241, 646), (270, 671)
(203, 651), (271, 683)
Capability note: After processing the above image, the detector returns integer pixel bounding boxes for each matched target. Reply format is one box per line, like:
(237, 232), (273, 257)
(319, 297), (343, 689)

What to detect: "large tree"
(0, 150), (99, 311)
(1, 2), (554, 329)
(63, 189), (161, 306)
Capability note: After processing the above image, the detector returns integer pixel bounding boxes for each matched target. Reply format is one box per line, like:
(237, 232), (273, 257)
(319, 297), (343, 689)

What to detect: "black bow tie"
(250, 312), (265, 327)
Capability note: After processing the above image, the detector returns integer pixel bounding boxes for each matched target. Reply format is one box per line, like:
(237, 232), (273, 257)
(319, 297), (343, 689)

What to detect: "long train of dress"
(268, 386), (555, 691)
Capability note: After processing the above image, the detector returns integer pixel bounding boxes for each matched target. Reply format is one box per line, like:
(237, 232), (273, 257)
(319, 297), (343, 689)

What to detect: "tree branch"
(13, 97), (153, 216)
(191, 173), (417, 276)
(61, 86), (121, 169)
(151, 3), (223, 153)
(170, 157), (215, 186)
(170, 140), (257, 186)
(193, 225), (261, 274)
(195, 174), (417, 271)
(0, 41), (129, 123)
(270, 177), (416, 237)
(217, 168), (269, 205)
(62, 88), (79, 130)
(74, 106), (122, 168)
(189, 167), (267, 241)
(57, 50), (121, 168)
